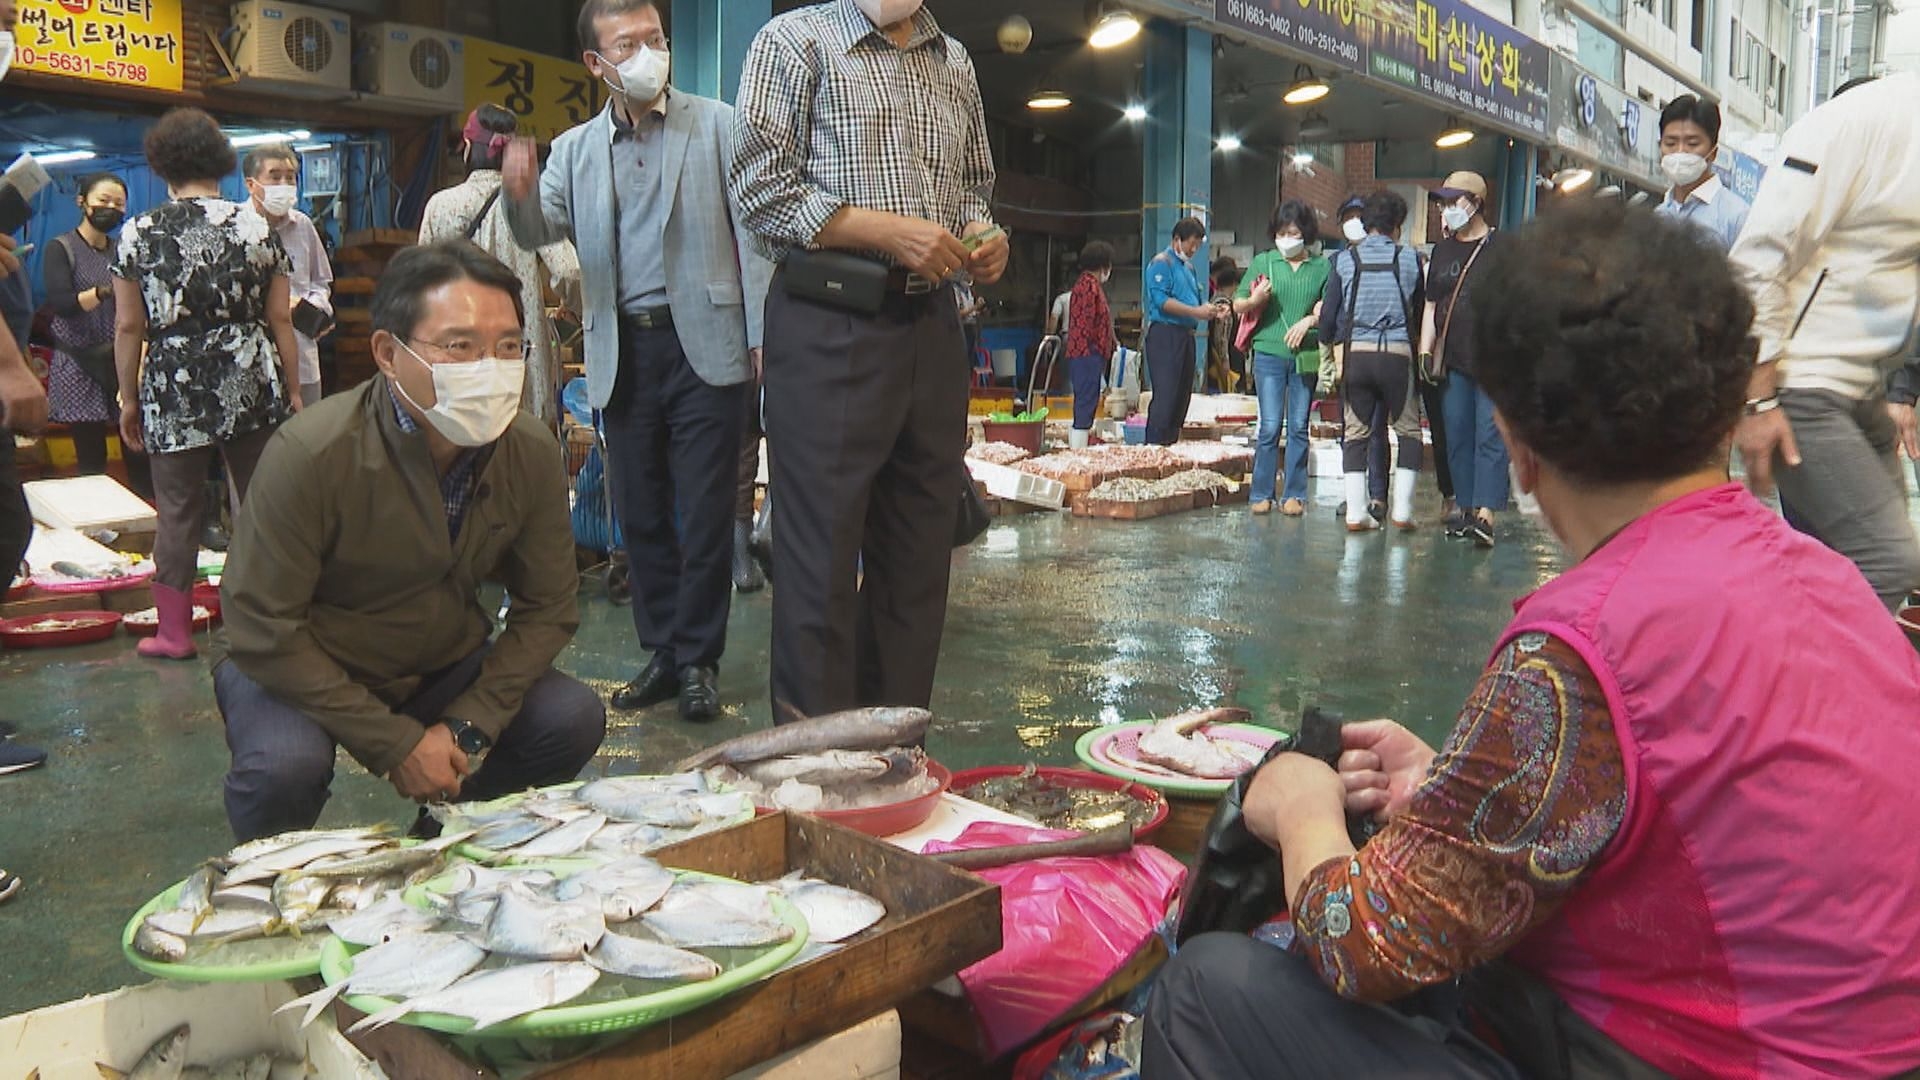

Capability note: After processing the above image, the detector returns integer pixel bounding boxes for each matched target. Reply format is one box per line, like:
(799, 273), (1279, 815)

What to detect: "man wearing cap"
(1421, 171), (1503, 545)
(1654, 95), (1751, 252)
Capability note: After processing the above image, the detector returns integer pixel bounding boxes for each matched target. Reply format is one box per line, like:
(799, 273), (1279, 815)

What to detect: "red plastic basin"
(0, 609), (123, 649)
(805, 760), (953, 838)
(949, 765), (1169, 841)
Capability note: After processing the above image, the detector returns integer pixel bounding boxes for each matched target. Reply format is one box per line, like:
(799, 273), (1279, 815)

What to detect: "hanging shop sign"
(1548, 55), (1660, 187)
(1716, 145), (1765, 203)
(1215, 0), (1550, 140)
(1133, 0), (1219, 18)
(463, 39), (608, 144)
(13, 0), (185, 93)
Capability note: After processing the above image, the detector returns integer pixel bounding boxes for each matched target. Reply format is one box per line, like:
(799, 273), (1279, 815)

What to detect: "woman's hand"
(1285, 317), (1314, 351)
(1243, 752), (1347, 851)
(119, 401), (144, 453)
(1337, 719), (1438, 823)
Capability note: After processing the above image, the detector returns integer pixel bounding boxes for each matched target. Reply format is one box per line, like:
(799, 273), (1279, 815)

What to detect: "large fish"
(588, 931), (723, 982)
(641, 881), (793, 948)
(1134, 707), (1259, 779)
(483, 880), (606, 960)
(219, 835), (395, 887)
(508, 811), (607, 859)
(278, 932), (488, 1027)
(675, 703), (934, 771)
(223, 825), (393, 866)
(348, 961), (601, 1033)
(555, 860), (676, 922)
(95, 1025), (190, 1080)
(738, 747), (924, 788)
(763, 873), (887, 943)
(328, 894), (442, 947)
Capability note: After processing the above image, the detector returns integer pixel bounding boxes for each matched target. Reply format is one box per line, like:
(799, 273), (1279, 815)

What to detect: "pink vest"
(1502, 484), (1920, 1078)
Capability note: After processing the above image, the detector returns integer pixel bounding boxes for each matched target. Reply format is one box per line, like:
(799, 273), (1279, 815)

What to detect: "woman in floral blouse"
(1061, 241), (1115, 449)
(113, 108), (300, 660)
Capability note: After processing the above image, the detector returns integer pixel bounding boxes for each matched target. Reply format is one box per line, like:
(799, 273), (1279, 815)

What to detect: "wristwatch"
(441, 718), (492, 755)
(1744, 395), (1782, 417)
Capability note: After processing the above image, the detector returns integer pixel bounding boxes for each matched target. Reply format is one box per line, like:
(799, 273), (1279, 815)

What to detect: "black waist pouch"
(783, 249), (890, 317)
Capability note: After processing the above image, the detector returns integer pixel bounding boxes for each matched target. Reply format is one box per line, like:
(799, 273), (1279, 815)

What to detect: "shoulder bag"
(1428, 231), (1492, 384)
(53, 233), (121, 403)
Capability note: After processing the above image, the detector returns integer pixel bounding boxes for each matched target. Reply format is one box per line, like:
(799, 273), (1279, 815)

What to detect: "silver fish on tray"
(328, 894), (442, 947)
(588, 930), (723, 982)
(763, 873), (886, 943)
(95, 1024), (190, 1080)
(639, 907), (796, 950)
(554, 859), (676, 922)
(279, 931), (489, 1027)
(738, 747), (924, 788)
(675, 703), (934, 771)
(348, 961), (601, 1033)
(509, 811), (608, 859)
(483, 880), (606, 960)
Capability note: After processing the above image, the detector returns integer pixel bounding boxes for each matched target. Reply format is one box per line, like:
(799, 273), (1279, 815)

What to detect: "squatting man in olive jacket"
(212, 241), (606, 842)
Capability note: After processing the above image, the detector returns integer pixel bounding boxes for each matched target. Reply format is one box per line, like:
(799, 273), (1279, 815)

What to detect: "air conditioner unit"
(228, 0), (351, 97)
(355, 22), (465, 112)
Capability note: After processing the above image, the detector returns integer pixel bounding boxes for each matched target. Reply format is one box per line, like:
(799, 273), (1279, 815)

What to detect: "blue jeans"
(1252, 352), (1313, 504)
(1442, 372), (1510, 512)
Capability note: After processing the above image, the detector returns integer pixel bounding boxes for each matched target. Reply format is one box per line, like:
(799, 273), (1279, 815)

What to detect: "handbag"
(1428, 229), (1493, 384)
(1233, 272), (1269, 355)
(783, 249), (890, 317)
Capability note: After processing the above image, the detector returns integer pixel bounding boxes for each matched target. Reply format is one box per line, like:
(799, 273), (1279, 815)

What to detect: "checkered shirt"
(729, 0), (997, 263)
(392, 395), (487, 541)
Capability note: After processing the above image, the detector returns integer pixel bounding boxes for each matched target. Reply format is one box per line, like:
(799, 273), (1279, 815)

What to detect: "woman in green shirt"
(1235, 201), (1330, 515)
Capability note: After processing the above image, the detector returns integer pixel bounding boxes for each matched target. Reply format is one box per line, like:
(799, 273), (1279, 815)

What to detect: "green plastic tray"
(123, 879), (329, 982)
(325, 869), (809, 1039)
(1074, 721), (1288, 798)
(448, 780), (754, 864)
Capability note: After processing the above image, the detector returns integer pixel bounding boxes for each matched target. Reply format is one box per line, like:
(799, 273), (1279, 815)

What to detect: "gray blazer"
(506, 92), (773, 408)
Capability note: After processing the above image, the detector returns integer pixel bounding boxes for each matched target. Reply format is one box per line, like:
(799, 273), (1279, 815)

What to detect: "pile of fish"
(1131, 708), (1265, 780)
(965, 441), (1032, 466)
(680, 704), (939, 813)
(1160, 469), (1238, 496)
(960, 766), (1160, 834)
(1164, 441), (1255, 471)
(131, 827), (463, 965)
(283, 855), (886, 1034)
(88, 1025), (298, 1080)
(429, 773), (755, 859)
(1086, 471), (1237, 504)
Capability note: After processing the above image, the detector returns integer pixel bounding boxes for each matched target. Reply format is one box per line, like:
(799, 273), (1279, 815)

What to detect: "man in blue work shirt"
(1144, 217), (1225, 445)
(1654, 95), (1750, 252)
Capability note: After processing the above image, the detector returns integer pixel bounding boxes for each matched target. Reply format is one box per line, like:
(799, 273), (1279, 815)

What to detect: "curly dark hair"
(1358, 190), (1407, 237)
(1269, 199), (1319, 246)
(1077, 240), (1115, 274)
(1471, 202), (1755, 485)
(144, 108), (237, 186)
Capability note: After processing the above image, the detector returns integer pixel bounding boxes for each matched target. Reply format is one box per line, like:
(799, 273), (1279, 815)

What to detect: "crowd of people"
(2, 0), (1920, 1070)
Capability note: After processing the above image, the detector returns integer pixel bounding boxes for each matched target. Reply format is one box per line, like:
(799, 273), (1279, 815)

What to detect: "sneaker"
(0, 869), (19, 906)
(1443, 508), (1470, 538)
(1468, 513), (1495, 548)
(0, 738), (47, 776)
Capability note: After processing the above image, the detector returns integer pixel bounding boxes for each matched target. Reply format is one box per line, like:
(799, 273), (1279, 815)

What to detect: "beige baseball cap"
(1431, 171), (1489, 202)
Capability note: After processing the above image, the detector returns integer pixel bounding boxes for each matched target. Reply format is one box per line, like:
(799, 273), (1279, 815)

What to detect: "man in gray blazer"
(505, 0), (771, 723)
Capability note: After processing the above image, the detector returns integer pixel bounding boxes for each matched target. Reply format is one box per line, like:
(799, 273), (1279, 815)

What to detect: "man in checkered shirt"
(731, 0), (1008, 724)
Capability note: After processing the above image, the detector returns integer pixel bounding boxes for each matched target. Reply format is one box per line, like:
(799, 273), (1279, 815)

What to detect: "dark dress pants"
(1143, 934), (1520, 1080)
(602, 323), (747, 671)
(763, 275), (969, 718)
(1145, 322), (1196, 446)
(215, 648), (607, 843)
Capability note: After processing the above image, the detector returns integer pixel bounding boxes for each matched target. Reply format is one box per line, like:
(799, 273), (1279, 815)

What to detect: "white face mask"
(852, 0), (923, 26)
(1441, 205), (1473, 233)
(258, 184), (298, 218)
(0, 32), (15, 83)
(1342, 218), (1367, 244)
(392, 341), (525, 448)
(1661, 152), (1709, 188)
(600, 46), (670, 105)
(1276, 236), (1304, 258)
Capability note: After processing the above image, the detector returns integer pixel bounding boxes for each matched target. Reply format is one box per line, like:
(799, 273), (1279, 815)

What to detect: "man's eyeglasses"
(408, 337), (529, 363)
(595, 35), (669, 63)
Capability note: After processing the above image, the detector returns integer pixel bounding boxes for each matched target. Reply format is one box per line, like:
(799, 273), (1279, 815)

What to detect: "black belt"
(621, 306), (673, 331)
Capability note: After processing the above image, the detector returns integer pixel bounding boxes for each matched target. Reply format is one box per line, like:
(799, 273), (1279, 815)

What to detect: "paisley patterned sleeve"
(1291, 632), (1627, 1002)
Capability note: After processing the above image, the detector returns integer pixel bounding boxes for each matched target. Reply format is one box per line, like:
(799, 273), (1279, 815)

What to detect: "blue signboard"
(1717, 145), (1766, 204)
(1217, 0), (1550, 139)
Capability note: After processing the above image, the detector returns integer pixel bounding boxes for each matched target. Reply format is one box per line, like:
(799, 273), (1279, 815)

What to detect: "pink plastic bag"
(924, 822), (1188, 1059)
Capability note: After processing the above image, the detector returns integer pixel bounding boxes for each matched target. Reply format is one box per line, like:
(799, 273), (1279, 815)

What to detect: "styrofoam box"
(0, 980), (387, 1080)
(23, 475), (157, 532)
(967, 460), (1065, 510)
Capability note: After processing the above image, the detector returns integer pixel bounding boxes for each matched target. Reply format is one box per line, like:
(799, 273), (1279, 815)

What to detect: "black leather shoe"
(612, 655), (680, 711)
(732, 521), (766, 593)
(678, 666), (721, 723)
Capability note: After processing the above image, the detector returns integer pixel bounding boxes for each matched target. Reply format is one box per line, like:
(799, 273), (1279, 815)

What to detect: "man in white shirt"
(1729, 74), (1920, 609)
(243, 146), (333, 406)
(1047, 287), (1072, 338)
(1653, 96), (1750, 252)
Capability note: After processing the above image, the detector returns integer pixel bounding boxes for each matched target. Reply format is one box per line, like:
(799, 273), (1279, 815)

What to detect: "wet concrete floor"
(0, 480), (1644, 1015)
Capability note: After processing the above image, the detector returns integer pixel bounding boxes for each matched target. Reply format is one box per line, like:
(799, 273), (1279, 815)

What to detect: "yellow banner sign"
(14, 0), (185, 92)
(463, 39), (607, 145)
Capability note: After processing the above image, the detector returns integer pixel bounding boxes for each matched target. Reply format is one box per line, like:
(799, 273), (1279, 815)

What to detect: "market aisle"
(0, 483), (1832, 1016)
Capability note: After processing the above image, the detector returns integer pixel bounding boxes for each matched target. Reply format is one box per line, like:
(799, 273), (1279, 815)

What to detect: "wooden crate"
(1151, 796), (1220, 860)
(474, 813), (1005, 1079)
(1073, 493), (1195, 520)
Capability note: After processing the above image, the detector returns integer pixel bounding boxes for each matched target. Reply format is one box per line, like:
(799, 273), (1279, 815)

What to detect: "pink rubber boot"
(137, 583), (198, 660)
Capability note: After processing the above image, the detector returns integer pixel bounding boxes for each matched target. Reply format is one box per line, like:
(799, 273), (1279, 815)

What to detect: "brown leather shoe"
(1280, 499), (1305, 517)
(1251, 500), (1274, 515)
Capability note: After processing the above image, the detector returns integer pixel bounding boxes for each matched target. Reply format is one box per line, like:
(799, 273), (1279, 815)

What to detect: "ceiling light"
(1553, 167), (1595, 192)
(1089, 7), (1143, 49)
(230, 130), (311, 148)
(1291, 151), (1315, 168)
(1283, 66), (1330, 106)
(1028, 88), (1073, 111)
(1595, 184), (1623, 198)
(1434, 121), (1475, 149)
(1217, 134), (1243, 152)
(1299, 111), (1333, 140)
(1123, 103), (1148, 122)
(34, 150), (98, 166)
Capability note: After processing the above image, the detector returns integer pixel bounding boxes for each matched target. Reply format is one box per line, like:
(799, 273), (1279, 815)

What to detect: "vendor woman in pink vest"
(1145, 203), (1920, 1080)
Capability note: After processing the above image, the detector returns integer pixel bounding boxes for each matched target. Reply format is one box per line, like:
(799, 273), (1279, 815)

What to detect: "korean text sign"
(15, 0), (185, 92)
(464, 38), (607, 144)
